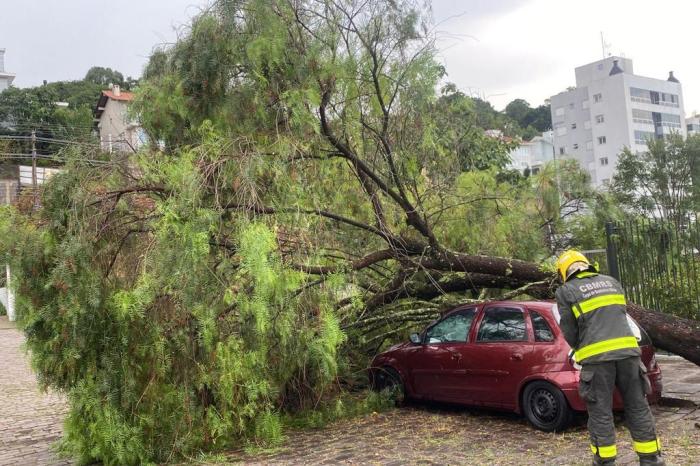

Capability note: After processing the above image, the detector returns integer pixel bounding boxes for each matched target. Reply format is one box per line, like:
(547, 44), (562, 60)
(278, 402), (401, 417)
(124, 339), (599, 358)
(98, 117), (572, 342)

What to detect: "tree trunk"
(626, 303), (700, 366)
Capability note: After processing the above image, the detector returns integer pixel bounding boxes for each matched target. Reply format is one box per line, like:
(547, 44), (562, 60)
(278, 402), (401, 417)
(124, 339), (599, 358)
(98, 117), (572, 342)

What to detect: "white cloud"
(434, 0), (700, 114)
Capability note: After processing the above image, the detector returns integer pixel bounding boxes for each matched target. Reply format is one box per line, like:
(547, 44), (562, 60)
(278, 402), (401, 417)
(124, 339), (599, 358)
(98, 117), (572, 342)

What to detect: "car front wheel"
(522, 381), (573, 432)
(372, 366), (406, 406)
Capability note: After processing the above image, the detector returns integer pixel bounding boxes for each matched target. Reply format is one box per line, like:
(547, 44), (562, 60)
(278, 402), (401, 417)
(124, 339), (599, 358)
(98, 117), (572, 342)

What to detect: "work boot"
(638, 454), (665, 466)
(592, 457), (615, 466)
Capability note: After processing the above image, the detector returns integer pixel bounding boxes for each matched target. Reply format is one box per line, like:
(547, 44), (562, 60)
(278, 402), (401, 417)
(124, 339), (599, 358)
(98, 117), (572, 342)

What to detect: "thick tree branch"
(290, 249), (394, 275)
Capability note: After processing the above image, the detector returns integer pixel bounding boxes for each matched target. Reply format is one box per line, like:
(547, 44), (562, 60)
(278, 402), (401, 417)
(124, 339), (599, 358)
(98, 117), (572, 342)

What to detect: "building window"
(571, 123), (577, 130)
(531, 167), (540, 175)
(630, 87), (652, 104)
(601, 178), (610, 186)
(555, 107), (565, 116)
(595, 114), (605, 124)
(573, 143), (579, 149)
(600, 157), (609, 166)
(631, 87), (679, 108)
(635, 130), (655, 145)
(586, 141), (593, 150)
(598, 136), (607, 145)
(569, 102), (575, 109)
(593, 93), (603, 103)
(632, 109), (653, 125)
(559, 147), (565, 155)
(659, 113), (681, 128)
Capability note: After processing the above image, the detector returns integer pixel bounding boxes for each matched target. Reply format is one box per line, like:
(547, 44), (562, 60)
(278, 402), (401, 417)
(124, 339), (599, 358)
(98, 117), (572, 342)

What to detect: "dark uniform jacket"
(555, 271), (641, 365)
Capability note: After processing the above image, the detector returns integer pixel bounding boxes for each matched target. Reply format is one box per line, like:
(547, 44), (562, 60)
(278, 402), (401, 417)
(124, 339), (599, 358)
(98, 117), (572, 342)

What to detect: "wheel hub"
(532, 388), (558, 422)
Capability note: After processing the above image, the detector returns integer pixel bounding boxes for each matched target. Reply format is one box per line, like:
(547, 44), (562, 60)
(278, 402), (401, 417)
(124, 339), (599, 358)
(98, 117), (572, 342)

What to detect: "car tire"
(373, 366), (406, 406)
(522, 381), (573, 432)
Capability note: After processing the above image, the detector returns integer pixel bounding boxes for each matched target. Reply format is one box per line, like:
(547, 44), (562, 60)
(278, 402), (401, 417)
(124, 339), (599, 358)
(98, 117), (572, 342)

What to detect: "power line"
(0, 153), (112, 165)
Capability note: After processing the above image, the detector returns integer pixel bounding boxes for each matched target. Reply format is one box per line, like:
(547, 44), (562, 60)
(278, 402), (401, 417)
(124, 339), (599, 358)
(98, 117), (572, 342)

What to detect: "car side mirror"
(410, 333), (422, 344)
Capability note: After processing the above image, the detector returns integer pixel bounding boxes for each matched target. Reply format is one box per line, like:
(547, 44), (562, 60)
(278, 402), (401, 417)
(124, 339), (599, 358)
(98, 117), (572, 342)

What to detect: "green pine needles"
(0, 156), (347, 463)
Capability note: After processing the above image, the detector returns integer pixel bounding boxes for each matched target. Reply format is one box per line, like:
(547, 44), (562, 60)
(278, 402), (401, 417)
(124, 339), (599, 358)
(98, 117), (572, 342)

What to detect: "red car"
(370, 300), (662, 432)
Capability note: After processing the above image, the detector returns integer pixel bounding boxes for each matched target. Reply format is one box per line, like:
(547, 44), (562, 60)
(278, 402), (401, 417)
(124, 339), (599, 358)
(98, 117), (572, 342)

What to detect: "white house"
(94, 84), (144, 153)
(0, 49), (15, 93)
(550, 57), (686, 187)
(508, 131), (555, 175)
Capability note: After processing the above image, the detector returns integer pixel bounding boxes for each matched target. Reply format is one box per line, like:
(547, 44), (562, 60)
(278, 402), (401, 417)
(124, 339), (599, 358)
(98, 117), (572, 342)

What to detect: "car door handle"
(447, 350), (462, 361)
(511, 353), (524, 361)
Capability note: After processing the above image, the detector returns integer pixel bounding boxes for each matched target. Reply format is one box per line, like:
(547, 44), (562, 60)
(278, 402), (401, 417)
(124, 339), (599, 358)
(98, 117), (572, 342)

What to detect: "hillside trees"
(0, 66), (132, 155)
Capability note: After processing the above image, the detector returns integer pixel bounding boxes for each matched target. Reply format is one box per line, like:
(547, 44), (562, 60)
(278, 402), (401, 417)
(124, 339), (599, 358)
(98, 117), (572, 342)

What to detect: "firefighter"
(555, 250), (664, 466)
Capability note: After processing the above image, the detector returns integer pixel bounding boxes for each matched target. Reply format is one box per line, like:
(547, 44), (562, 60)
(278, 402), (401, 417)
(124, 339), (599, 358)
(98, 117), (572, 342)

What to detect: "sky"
(1, 0), (699, 114)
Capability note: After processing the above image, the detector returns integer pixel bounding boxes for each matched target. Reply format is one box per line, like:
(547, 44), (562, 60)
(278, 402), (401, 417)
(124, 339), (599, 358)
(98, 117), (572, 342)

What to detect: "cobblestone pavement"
(1, 315), (698, 465)
(0, 317), (71, 466)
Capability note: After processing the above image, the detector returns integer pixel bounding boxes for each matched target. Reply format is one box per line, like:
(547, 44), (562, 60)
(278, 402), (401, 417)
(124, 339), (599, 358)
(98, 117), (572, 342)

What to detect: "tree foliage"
(612, 134), (700, 224)
(84, 66), (137, 90)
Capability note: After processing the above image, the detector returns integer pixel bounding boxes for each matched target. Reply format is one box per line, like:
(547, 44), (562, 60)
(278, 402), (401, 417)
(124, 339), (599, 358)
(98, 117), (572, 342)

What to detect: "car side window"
(530, 310), (554, 342)
(477, 307), (527, 342)
(425, 310), (476, 344)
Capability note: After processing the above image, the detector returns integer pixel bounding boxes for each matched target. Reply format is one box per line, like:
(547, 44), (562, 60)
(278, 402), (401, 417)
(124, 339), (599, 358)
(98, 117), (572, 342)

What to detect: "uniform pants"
(579, 356), (660, 462)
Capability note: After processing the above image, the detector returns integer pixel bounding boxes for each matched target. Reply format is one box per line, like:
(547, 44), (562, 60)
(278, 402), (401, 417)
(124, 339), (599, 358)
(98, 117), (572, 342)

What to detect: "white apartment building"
(687, 114), (700, 135)
(550, 57), (686, 187)
(0, 49), (15, 92)
(508, 131), (555, 175)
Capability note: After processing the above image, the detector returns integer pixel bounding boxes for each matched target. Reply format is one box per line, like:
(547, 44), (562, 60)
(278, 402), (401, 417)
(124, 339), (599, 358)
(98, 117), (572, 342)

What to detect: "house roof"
(94, 89), (135, 120)
(102, 89), (135, 102)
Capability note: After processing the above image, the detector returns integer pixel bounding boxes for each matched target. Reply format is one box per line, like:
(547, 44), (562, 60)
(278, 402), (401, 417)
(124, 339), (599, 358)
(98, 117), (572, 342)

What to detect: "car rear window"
(530, 310), (554, 342)
(477, 307), (527, 342)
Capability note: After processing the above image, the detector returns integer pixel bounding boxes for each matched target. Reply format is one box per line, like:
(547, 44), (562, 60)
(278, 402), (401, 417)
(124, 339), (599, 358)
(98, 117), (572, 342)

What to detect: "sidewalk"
(0, 316), (71, 466)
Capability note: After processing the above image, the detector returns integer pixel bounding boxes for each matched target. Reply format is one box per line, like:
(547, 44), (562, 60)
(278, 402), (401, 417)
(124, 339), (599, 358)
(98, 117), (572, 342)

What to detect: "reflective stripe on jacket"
(555, 271), (641, 364)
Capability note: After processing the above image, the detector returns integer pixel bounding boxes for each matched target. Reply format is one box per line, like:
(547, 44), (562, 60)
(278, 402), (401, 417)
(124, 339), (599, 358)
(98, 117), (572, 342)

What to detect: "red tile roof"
(101, 90), (135, 102)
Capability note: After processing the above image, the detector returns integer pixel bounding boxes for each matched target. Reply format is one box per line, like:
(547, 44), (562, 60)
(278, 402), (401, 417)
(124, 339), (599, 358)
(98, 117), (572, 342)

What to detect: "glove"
(568, 349), (582, 370)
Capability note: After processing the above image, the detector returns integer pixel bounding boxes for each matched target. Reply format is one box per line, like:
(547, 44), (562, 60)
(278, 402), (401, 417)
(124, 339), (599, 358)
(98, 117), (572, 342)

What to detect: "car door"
(409, 309), (477, 401)
(459, 304), (534, 409)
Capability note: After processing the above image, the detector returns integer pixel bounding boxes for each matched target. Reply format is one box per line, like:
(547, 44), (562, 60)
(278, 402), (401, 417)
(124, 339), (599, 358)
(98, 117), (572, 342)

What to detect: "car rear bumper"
(561, 369), (663, 412)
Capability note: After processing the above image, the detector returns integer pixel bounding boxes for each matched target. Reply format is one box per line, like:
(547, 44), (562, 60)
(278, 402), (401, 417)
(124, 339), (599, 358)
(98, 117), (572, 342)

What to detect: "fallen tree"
(2, 1), (699, 464)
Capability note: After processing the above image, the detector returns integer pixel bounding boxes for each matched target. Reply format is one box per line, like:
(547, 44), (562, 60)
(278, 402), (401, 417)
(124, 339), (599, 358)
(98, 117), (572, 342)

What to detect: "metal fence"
(606, 219), (700, 320)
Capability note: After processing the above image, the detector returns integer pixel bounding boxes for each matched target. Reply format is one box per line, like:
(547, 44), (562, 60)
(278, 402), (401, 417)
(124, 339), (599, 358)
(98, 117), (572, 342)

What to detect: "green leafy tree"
(504, 98), (551, 136)
(504, 98), (531, 125)
(612, 134), (700, 224)
(84, 66), (136, 90)
(430, 84), (516, 172)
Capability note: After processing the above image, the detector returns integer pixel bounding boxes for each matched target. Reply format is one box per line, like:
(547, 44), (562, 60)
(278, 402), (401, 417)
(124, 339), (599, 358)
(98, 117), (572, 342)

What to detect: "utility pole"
(31, 129), (37, 208)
